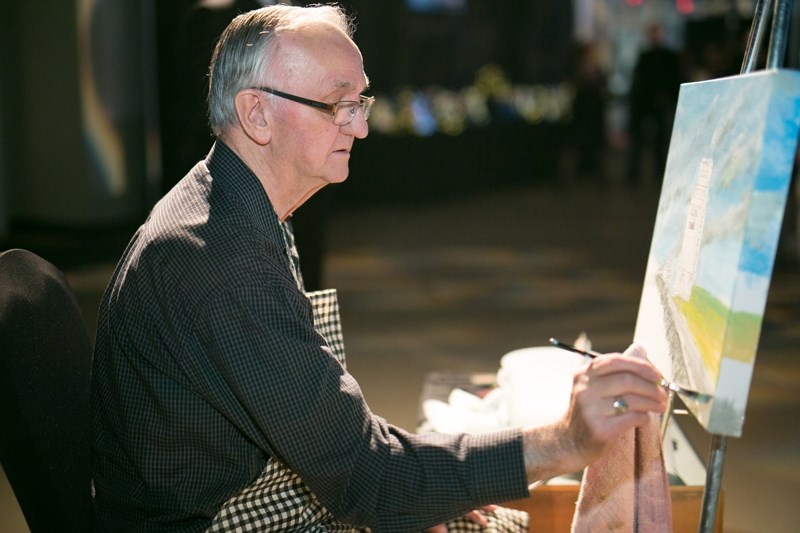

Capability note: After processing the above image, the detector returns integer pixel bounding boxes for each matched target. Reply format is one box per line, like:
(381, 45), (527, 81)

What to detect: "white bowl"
(498, 346), (586, 427)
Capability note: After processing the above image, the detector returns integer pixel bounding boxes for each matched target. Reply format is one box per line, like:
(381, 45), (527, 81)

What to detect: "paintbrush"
(549, 337), (713, 404)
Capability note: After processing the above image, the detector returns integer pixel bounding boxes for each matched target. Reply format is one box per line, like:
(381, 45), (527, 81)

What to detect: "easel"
(695, 1), (796, 532)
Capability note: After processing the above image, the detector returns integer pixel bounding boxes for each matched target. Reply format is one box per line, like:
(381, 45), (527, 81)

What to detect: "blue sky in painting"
(648, 70), (800, 313)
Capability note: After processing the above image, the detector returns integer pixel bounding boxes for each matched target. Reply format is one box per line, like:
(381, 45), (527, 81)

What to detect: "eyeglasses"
(254, 86), (374, 126)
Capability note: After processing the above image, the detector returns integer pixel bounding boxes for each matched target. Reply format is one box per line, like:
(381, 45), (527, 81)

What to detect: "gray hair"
(207, 4), (354, 136)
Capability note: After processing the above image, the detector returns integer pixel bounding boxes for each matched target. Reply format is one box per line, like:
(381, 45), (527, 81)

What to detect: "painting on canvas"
(633, 69), (800, 436)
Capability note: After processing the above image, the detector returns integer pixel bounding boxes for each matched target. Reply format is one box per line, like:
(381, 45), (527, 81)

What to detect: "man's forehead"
(274, 21), (355, 52)
(272, 30), (367, 91)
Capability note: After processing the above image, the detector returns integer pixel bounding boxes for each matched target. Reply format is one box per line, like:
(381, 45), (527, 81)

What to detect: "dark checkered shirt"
(90, 141), (529, 532)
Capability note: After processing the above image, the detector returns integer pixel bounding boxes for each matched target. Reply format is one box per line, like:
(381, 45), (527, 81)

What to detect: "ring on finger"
(612, 396), (629, 416)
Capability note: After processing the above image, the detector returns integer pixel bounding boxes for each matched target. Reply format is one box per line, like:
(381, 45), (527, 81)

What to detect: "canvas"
(633, 69), (800, 437)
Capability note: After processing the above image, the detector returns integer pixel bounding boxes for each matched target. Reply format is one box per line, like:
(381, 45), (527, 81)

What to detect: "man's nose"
(342, 111), (369, 139)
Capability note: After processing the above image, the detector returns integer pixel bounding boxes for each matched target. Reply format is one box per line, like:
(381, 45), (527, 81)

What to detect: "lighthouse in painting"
(675, 158), (713, 301)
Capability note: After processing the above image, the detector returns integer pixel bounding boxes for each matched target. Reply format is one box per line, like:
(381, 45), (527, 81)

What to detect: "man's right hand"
(520, 343), (667, 484)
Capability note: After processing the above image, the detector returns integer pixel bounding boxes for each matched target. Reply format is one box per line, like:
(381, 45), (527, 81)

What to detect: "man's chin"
(327, 171), (350, 185)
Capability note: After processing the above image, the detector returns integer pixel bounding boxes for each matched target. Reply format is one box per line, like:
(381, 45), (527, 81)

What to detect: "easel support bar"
(767, 0), (795, 68)
(698, 434), (727, 533)
(696, 4), (794, 531)
(742, 0), (774, 73)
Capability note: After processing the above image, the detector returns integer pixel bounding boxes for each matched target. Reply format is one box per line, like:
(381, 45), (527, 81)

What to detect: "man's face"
(263, 25), (370, 191)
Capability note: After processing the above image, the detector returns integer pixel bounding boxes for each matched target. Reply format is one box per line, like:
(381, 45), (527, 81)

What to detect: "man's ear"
(234, 90), (272, 145)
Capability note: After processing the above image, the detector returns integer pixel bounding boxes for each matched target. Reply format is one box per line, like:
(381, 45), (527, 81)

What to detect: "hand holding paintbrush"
(549, 337), (712, 404)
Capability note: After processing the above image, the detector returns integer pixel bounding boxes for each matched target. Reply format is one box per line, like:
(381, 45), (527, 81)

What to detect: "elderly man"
(91, 4), (667, 532)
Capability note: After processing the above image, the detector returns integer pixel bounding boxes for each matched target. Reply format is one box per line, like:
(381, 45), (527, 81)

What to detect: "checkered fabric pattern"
(307, 289), (346, 366)
(280, 218), (305, 292)
(207, 287), (527, 532)
(207, 457), (365, 532)
(207, 288), (364, 532)
(441, 507), (528, 532)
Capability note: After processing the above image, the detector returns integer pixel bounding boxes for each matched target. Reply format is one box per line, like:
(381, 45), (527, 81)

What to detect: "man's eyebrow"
(333, 79), (370, 92)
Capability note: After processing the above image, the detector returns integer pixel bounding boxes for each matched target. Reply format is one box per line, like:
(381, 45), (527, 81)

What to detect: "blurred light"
(405, 0), (467, 14)
(410, 92), (437, 137)
(368, 66), (572, 136)
(676, 0), (694, 14)
(625, 0), (643, 6)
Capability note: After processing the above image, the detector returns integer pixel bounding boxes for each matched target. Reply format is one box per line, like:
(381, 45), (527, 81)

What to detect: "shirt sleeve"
(188, 274), (530, 531)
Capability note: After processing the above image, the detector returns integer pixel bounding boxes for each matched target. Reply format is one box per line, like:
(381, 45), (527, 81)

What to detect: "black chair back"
(0, 248), (94, 532)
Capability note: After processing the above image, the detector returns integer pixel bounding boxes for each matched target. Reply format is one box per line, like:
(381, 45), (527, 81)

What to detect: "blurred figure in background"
(625, 23), (683, 187)
(568, 41), (609, 185)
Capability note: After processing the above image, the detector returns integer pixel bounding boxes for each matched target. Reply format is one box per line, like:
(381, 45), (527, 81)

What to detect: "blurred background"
(4, 0), (792, 244)
(2, 1), (799, 532)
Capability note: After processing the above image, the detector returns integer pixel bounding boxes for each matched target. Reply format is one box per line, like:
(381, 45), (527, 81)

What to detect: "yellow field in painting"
(674, 286), (762, 380)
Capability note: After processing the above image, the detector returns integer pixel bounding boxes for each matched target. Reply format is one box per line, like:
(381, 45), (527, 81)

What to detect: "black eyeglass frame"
(253, 86), (374, 125)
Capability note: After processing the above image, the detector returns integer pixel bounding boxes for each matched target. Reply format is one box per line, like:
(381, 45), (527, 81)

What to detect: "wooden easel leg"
(698, 434), (727, 533)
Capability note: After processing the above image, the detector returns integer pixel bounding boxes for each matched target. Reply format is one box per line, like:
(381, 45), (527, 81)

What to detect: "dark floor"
(2, 154), (799, 532)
